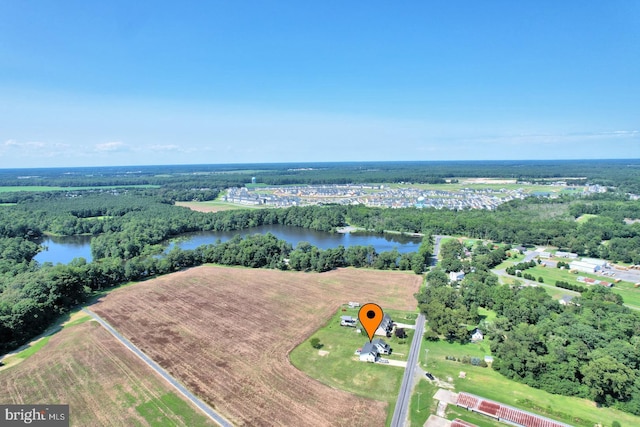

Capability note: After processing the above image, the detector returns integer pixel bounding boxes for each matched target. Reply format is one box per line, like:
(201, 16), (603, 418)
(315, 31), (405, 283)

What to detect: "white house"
(559, 295), (576, 306)
(375, 314), (394, 336)
(359, 342), (379, 363)
(449, 271), (465, 282)
(348, 301), (360, 308)
(372, 338), (391, 355)
(471, 328), (484, 342)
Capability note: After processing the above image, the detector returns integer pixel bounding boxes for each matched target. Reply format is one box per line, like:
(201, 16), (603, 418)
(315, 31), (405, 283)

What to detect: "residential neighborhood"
(221, 182), (600, 210)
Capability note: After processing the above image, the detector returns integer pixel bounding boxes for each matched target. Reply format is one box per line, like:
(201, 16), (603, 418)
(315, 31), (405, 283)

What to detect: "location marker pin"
(358, 303), (384, 342)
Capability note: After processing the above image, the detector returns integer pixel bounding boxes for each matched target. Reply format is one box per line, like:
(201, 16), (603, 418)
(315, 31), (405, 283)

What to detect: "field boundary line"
(83, 308), (233, 427)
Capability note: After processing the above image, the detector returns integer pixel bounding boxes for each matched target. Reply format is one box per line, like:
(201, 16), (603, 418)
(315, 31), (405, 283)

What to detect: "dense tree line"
(2, 159), (639, 191)
(420, 242), (640, 415)
(417, 241), (506, 342)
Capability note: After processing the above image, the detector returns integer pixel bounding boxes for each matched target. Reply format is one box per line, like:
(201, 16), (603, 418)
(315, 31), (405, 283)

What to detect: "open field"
(0, 319), (215, 427)
(175, 200), (267, 212)
(420, 339), (640, 427)
(0, 185), (160, 192)
(90, 266), (422, 426)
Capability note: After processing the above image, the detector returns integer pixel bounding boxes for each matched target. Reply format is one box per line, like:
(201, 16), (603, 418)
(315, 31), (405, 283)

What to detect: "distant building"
(449, 271), (465, 282)
(555, 251), (578, 259)
(559, 295), (575, 306)
(348, 301), (360, 308)
(570, 261), (601, 273)
(471, 328), (484, 342)
(581, 258), (608, 268)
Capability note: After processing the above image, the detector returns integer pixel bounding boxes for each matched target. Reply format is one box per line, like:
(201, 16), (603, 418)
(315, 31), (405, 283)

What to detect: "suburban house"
(340, 315), (357, 327)
(449, 271), (465, 282)
(512, 245), (527, 254)
(359, 342), (379, 363)
(375, 314), (394, 336)
(471, 328), (484, 342)
(559, 295), (576, 306)
(372, 338), (391, 355)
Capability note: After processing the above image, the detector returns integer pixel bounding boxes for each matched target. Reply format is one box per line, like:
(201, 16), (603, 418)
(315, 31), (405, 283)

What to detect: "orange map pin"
(358, 303), (384, 342)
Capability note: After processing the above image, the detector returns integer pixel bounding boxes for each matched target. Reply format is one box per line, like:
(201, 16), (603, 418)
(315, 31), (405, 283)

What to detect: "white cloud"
(148, 144), (181, 151)
(94, 141), (127, 152)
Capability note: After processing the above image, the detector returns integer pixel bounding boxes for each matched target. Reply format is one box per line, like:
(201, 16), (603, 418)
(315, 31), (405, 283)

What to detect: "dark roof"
(372, 338), (389, 347)
(361, 342), (378, 355)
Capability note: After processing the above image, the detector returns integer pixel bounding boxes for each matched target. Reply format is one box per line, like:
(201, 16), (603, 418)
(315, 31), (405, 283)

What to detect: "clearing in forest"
(91, 266), (422, 426)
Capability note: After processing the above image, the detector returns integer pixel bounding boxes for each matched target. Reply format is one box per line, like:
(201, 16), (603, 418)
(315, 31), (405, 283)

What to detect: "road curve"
(390, 312), (425, 427)
(83, 308), (233, 427)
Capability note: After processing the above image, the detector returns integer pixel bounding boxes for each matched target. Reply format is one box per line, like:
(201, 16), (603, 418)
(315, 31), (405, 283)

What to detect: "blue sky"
(1, 1), (639, 167)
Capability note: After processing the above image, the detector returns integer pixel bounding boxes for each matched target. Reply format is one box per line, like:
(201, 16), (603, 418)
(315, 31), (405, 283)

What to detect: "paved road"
(429, 235), (444, 267)
(390, 313), (425, 427)
(390, 234), (442, 426)
(83, 308), (233, 427)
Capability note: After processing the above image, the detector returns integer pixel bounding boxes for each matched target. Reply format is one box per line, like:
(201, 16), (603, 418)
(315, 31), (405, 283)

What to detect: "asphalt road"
(390, 235), (440, 426)
(83, 308), (233, 427)
(390, 313), (425, 427)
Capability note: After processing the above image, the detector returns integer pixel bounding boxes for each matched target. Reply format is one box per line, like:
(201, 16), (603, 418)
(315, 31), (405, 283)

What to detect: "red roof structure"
(455, 392), (572, 427)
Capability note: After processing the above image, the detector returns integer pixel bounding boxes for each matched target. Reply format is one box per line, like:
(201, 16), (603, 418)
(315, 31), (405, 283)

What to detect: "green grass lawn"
(408, 378), (438, 426)
(493, 253), (526, 270)
(420, 339), (640, 427)
(289, 307), (418, 425)
(477, 307), (497, 324)
(576, 214), (599, 223)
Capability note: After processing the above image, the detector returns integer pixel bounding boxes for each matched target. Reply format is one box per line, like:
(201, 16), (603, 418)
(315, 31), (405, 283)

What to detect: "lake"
(34, 225), (423, 265)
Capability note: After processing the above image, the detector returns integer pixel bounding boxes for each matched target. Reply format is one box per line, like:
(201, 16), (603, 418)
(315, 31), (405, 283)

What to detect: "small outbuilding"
(449, 271), (465, 282)
(340, 316), (357, 327)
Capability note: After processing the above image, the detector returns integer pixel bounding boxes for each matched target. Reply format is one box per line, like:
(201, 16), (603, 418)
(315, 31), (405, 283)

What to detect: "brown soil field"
(91, 266), (422, 426)
(0, 321), (215, 427)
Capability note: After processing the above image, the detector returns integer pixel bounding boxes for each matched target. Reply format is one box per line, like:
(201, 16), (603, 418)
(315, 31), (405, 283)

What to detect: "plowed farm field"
(0, 320), (215, 427)
(91, 266), (422, 426)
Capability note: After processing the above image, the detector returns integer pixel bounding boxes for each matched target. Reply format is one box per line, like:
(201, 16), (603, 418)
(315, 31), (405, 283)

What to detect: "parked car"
(425, 372), (435, 380)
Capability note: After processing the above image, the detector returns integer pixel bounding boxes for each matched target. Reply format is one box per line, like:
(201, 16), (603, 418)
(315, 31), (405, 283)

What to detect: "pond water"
(33, 225), (423, 265)
(34, 235), (94, 265)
